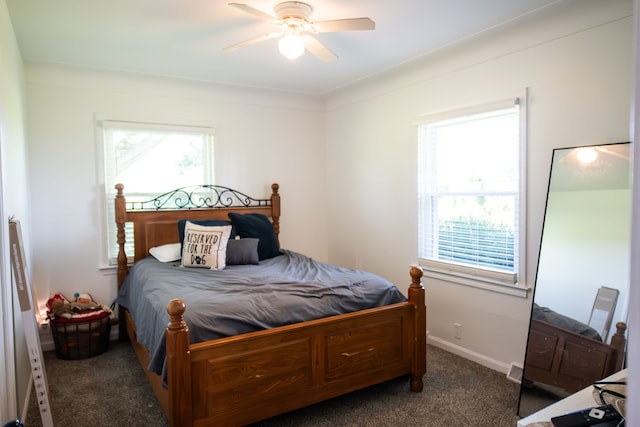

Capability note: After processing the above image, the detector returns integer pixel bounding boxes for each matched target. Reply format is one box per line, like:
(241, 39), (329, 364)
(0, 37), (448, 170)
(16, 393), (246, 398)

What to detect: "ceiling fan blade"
(224, 32), (280, 52)
(312, 17), (375, 33)
(228, 3), (277, 22)
(303, 35), (337, 62)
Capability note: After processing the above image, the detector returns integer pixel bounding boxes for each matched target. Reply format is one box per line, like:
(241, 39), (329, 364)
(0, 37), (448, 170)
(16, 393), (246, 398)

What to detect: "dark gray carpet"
(26, 341), (167, 427)
(27, 342), (521, 426)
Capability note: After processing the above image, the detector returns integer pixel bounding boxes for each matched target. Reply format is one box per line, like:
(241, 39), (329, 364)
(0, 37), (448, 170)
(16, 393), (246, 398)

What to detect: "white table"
(518, 369), (627, 427)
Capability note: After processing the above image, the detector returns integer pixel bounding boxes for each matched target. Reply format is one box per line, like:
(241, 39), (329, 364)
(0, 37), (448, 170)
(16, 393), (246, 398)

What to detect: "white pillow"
(181, 221), (232, 270)
(149, 243), (181, 262)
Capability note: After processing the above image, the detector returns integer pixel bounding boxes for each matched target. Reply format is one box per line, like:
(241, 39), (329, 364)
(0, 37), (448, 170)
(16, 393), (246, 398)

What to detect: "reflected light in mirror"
(577, 147), (598, 164)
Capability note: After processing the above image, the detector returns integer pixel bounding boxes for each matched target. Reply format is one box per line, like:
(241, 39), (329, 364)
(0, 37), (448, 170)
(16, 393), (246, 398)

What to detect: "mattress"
(532, 303), (602, 341)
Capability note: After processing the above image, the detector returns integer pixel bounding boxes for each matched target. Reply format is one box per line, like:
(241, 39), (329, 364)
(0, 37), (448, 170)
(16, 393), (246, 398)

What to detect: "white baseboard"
(39, 332), (54, 352)
(427, 335), (511, 375)
(110, 326), (119, 341)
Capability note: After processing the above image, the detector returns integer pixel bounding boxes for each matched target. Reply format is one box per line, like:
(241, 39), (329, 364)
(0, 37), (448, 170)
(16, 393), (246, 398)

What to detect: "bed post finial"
(408, 266), (426, 392)
(166, 299), (193, 427)
(410, 266), (423, 288)
(167, 299), (187, 330)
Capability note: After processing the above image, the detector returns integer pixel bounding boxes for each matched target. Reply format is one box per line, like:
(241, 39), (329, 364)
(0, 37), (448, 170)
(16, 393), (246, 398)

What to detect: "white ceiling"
(7, 0), (560, 96)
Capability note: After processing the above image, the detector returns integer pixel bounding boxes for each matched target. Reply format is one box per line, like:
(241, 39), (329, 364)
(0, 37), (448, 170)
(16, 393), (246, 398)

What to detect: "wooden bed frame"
(115, 183), (427, 426)
(523, 318), (626, 394)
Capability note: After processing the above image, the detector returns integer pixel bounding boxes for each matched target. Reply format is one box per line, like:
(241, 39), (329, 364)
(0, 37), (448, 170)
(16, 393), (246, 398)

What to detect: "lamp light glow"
(278, 31), (305, 60)
(577, 147), (598, 164)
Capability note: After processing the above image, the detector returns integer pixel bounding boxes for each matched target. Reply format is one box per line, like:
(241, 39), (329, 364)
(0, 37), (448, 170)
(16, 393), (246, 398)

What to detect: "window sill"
(98, 265), (118, 274)
(418, 259), (531, 298)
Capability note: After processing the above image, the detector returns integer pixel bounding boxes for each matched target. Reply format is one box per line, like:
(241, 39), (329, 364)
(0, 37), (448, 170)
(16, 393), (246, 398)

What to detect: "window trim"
(94, 114), (216, 268)
(416, 92), (529, 297)
(419, 262), (530, 298)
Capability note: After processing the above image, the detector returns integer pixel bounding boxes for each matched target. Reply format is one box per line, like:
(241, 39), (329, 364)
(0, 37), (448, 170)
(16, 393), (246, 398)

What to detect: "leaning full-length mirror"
(518, 142), (632, 417)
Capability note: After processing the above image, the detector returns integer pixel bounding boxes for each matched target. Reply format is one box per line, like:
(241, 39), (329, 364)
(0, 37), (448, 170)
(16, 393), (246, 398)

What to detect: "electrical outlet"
(453, 322), (462, 340)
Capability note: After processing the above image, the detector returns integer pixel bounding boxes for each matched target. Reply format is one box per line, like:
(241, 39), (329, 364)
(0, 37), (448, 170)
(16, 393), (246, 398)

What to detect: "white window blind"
(417, 98), (526, 288)
(99, 119), (215, 265)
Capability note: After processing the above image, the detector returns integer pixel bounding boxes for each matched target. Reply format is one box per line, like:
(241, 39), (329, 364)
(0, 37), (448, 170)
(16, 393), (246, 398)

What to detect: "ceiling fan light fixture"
(226, 2), (374, 62)
(278, 30), (305, 60)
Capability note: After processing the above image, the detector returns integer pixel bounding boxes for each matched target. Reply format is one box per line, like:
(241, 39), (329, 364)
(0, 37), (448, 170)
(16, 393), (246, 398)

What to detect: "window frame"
(95, 115), (216, 268)
(416, 95), (529, 297)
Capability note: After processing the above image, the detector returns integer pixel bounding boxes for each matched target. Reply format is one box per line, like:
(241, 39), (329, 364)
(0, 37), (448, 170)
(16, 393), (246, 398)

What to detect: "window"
(417, 98), (526, 291)
(98, 119), (215, 266)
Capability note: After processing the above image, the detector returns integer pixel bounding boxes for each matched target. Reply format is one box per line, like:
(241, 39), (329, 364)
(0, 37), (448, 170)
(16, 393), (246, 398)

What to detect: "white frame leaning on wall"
(415, 92), (529, 298)
(0, 131), (18, 422)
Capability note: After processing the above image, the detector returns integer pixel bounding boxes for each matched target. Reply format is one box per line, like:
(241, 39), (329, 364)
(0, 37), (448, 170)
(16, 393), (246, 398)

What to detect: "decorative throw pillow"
(149, 243), (181, 262)
(228, 213), (280, 260)
(181, 221), (232, 270)
(226, 238), (260, 265)
(177, 219), (235, 248)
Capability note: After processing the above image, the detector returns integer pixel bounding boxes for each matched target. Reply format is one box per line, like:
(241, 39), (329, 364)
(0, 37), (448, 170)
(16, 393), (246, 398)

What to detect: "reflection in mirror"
(518, 142), (631, 417)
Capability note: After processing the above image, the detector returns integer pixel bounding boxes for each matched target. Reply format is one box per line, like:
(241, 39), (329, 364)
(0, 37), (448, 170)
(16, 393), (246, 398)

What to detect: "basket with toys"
(46, 293), (116, 360)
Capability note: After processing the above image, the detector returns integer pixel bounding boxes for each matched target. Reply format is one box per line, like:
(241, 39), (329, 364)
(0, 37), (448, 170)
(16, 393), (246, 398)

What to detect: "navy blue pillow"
(177, 219), (235, 252)
(228, 213), (280, 260)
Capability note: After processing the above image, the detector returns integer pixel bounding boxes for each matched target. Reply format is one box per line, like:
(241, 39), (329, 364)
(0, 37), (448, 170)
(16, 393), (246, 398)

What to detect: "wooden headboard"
(114, 182), (281, 292)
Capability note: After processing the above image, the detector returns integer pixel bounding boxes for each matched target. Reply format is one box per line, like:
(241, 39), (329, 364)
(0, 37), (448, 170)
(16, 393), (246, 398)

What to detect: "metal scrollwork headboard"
(124, 185), (272, 211)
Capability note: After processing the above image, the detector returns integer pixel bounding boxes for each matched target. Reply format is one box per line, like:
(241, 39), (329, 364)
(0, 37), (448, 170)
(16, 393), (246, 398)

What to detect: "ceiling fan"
(224, 2), (375, 61)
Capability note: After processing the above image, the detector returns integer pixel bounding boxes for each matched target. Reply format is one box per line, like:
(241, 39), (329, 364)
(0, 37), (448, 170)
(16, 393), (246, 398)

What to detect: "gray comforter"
(532, 303), (602, 341)
(116, 249), (407, 382)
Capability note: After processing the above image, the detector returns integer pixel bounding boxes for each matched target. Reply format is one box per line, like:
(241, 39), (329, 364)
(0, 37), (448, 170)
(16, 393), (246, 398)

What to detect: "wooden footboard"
(164, 267), (426, 427)
(524, 318), (627, 394)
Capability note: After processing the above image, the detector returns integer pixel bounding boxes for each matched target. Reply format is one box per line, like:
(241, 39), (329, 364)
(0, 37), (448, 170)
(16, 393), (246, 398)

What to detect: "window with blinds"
(98, 118), (215, 266)
(417, 98), (526, 288)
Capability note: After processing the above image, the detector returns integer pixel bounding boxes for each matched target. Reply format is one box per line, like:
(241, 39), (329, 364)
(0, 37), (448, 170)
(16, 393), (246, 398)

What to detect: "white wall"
(0, 0), (31, 419)
(24, 64), (328, 325)
(324, 0), (634, 371)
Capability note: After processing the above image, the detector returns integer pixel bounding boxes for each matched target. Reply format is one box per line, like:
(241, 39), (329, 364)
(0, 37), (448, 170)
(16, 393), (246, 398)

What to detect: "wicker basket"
(49, 312), (111, 360)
